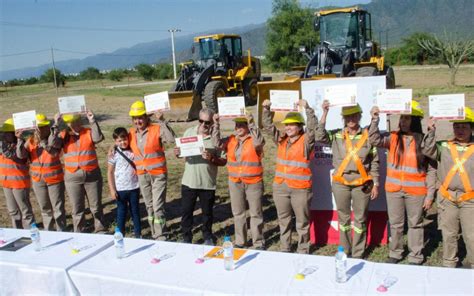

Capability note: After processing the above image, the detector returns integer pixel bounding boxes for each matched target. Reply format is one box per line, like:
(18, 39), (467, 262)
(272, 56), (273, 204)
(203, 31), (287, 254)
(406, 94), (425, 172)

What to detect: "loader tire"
(243, 78), (258, 106)
(203, 80), (226, 113)
(385, 66), (396, 89)
(356, 66), (377, 77)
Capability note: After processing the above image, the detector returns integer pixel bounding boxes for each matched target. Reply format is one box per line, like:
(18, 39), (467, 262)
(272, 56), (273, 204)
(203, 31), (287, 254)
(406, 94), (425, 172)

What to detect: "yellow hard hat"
(62, 114), (80, 124)
(341, 104), (362, 116)
(1, 118), (15, 132)
(129, 100), (146, 117)
(451, 107), (474, 123)
(281, 112), (305, 125)
(410, 101), (424, 117)
(36, 113), (51, 127)
(233, 117), (248, 123)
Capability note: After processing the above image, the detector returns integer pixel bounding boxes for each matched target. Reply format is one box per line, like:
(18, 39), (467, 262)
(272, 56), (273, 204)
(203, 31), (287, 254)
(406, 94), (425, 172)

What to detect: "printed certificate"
(376, 89), (412, 114)
(217, 96), (245, 118)
(270, 90), (299, 111)
(144, 91), (171, 113)
(176, 135), (205, 157)
(12, 110), (37, 131)
(429, 94), (465, 120)
(58, 95), (86, 114)
(324, 84), (357, 107)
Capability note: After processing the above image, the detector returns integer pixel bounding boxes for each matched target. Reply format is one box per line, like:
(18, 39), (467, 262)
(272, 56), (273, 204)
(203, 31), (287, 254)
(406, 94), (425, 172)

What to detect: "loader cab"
(196, 34), (243, 71)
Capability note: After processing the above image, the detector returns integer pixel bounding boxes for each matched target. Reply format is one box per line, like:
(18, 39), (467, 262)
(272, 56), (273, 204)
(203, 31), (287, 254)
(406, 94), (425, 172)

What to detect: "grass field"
(1, 65), (473, 267)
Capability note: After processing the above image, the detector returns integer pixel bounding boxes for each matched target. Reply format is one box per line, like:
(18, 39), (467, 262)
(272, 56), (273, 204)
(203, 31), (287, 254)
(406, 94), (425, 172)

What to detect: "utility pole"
(168, 28), (181, 80)
(50, 47), (58, 94)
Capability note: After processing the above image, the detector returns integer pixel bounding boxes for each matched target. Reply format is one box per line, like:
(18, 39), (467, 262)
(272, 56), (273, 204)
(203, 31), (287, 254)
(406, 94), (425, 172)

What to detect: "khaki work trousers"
(138, 173), (167, 240)
(229, 180), (264, 248)
(64, 168), (105, 233)
(32, 180), (66, 231)
(438, 197), (474, 268)
(386, 191), (425, 264)
(273, 182), (311, 254)
(3, 187), (34, 229)
(332, 181), (370, 258)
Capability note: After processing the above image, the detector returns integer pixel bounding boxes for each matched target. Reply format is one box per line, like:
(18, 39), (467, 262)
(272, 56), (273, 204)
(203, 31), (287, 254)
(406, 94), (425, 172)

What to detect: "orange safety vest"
(27, 138), (64, 184)
(274, 134), (311, 189)
(226, 135), (263, 184)
(0, 153), (30, 189)
(385, 133), (427, 196)
(61, 128), (99, 173)
(332, 129), (372, 186)
(129, 124), (167, 176)
(439, 141), (474, 203)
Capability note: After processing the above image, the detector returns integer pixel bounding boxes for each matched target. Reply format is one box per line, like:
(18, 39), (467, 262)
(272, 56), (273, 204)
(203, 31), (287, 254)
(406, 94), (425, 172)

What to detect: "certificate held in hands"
(217, 96), (245, 118)
(12, 110), (37, 132)
(270, 90), (299, 111)
(376, 89), (412, 114)
(429, 94), (465, 120)
(58, 95), (86, 114)
(324, 83), (357, 107)
(176, 135), (205, 157)
(144, 91), (171, 114)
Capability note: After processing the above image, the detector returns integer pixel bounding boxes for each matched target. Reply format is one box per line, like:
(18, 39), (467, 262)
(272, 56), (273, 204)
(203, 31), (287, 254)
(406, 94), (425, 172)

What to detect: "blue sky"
(0, 0), (370, 71)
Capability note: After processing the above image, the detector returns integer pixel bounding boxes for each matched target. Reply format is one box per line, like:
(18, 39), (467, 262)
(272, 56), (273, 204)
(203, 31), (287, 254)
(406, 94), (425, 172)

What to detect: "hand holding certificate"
(217, 96), (245, 118)
(176, 135), (205, 157)
(376, 89), (412, 114)
(144, 91), (171, 113)
(429, 94), (465, 120)
(12, 110), (37, 132)
(324, 84), (357, 107)
(270, 90), (300, 111)
(58, 95), (86, 114)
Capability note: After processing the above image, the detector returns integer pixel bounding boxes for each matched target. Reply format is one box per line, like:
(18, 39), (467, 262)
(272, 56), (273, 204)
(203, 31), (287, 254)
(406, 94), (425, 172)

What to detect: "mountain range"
(1, 0), (472, 80)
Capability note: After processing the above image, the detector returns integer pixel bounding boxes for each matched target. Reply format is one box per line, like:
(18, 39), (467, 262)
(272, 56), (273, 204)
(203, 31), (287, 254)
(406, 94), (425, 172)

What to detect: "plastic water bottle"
(114, 227), (125, 259)
(335, 246), (347, 283)
(30, 223), (41, 252)
(223, 236), (234, 271)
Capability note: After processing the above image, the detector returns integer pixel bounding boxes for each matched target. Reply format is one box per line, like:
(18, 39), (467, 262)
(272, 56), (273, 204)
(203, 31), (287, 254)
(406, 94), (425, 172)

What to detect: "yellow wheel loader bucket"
(257, 75), (335, 128)
(167, 90), (203, 122)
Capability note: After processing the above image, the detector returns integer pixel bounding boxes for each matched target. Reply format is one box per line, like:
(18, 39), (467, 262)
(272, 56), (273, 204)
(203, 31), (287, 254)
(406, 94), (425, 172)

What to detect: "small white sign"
(376, 89), (412, 114)
(144, 91), (171, 113)
(270, 90), (299, 111)
(429, 94), (465, 120)
(58, 95), (86, 114)
(324, 84), (357, 107)
(217, 96), (246, 118)
(12, 110), (37, 131)
(176, 135), (205, 157)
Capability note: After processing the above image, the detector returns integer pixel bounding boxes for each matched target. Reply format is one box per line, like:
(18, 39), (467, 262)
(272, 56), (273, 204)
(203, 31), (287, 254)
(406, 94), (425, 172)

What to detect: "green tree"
(80, 67), (102, 80)
(385, 32), (439, 65)
(40, 68), (66, 87)
(108, 69), (125, 81)
(154, 63), (173, 79)
(265, 0), (319, 71)
(135, 63), (155, 81)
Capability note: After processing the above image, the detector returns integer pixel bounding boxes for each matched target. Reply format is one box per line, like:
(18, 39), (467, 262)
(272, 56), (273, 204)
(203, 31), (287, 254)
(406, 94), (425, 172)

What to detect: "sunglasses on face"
(199, 119), (212, 125)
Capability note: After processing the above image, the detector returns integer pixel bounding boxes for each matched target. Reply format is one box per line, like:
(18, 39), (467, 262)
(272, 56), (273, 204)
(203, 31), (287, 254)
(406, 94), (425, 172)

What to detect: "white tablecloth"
(0, 228), (113, 295)
(68, 237), (474, 295)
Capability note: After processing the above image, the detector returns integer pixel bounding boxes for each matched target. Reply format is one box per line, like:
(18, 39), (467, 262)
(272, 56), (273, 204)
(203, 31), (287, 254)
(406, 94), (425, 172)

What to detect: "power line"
(54, 48), (172, 57)
(0, 21), (192, 33)
(0, 49), (50, 57)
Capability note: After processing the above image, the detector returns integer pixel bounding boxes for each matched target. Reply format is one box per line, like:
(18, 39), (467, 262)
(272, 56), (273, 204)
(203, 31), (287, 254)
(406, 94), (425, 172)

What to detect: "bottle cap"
(224, 236), (231, 242)
(31, 223), (38, 229)
(338, 246), (344, 252)
(115, 227), (121, 233)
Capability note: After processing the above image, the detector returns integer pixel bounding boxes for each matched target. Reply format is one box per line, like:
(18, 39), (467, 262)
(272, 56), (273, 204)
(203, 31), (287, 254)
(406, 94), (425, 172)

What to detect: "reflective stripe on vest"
(227, 135), (263, 184)
(440, 142), (474, 203)
(385, 133), (427, 196)
(332, 129), (372, 186)
(274, 134), (311, 189)
(0, 154), (30, 189)
(27, 138), (64, 184)
(62, 129), (99, 173)
(129, 124), (167, 176)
